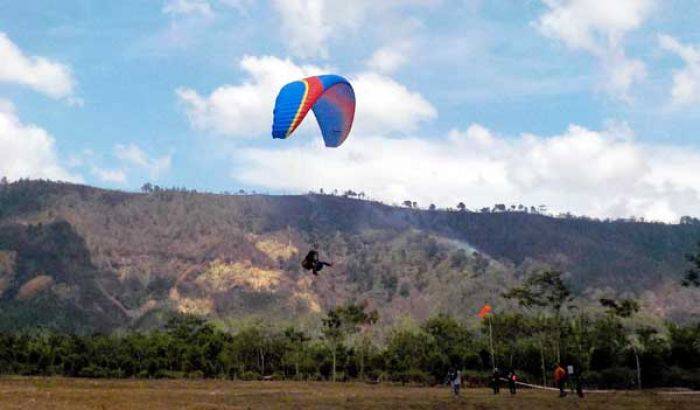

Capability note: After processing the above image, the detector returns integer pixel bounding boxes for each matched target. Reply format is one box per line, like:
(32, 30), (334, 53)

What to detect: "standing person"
(491, 368), (500, 394)
(450, 369), (462, 397)
(507, 369), (517, 395)
(567, 364), (575, 394)
(554, 364), (567, 397)
(575, 375), (584, 398)
(446, 368), (455, 387)
(568, 365), (585, 398)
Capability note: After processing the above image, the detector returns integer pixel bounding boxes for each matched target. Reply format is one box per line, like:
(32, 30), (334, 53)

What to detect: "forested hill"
(0, 179), (698, 334)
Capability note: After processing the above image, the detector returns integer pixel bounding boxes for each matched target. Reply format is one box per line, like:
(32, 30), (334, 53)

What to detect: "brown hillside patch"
(176, 296), (214, 316)
(195, 260), (281, 293)
(292, 291), (321, 313)
(293, 276), (321, 313)
(16, 275), (55, 301)
(254, 237), (298, 260)
(0, 251), (16, 298)
(0, 250), (15, 275)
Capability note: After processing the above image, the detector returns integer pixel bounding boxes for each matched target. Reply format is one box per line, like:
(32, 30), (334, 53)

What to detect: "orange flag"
(477, 304), (492, 319)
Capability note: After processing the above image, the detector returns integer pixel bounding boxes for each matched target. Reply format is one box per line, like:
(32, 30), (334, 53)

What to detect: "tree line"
(4, 178), (699, 225)
(0, 304), (697, 390)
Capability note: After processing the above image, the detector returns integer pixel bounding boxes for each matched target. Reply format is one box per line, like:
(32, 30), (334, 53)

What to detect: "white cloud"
(218, 0), (255, 14)
(271, 0), (436, 59)
(162, 0), (213, 17)
(366, 42), (412, 74)
(72, 145), (170, 186)
(271, 0), (329, 59)
(599, 49), (646, 100)
(177, 55), (329, 137)
(0, 32), (75, 99)
(658, 34), (700, 106)
(537, 0), (653, 51)
(0, 101), (80, 182)
(114, 144), (172, 178)
(536, 0), (653, 100)
(92, 167), (127, 184)
(234, 122), (700, 223)
(177, 55), (436, 137)
(351, 72), (436, 134)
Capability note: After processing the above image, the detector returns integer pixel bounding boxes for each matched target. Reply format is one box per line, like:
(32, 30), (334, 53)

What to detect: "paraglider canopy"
(272, 74), (355, 147)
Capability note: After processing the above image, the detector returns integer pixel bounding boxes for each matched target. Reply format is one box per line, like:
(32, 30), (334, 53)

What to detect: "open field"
(0, 378), (697, 409)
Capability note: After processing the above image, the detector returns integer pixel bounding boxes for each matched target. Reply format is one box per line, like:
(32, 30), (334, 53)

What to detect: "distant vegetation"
(137, 179), (700, 225)
(0, 305), (697, 390)
(0, 179), (699, 334)
(0, 178), (698, 389)
(0, 179), (698, 388)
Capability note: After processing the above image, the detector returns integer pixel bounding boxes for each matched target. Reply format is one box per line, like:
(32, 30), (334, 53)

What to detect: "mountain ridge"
(0, 179), (698, 333)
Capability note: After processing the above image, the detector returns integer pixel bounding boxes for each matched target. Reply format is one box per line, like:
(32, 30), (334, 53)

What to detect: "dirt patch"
(16, 275), (55, 301)
(0, 378), (696, 410)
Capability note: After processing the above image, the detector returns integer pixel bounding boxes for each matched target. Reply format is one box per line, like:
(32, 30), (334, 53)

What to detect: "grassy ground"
(0, 377), (697, 409)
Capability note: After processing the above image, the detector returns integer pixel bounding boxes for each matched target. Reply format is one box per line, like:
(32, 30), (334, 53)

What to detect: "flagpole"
(489, 314), (496, 370)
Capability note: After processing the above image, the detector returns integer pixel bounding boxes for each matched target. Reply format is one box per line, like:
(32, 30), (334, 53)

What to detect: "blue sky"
(1, 0), (700, 221)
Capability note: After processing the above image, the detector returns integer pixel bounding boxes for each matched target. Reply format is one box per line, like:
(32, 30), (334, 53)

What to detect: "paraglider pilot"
(302, 246), (333, 275)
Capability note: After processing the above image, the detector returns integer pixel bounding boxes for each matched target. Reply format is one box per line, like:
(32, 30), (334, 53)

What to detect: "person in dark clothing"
(575, 376), (584, 398)
(507, 369), (517, 395)
(445, 368), (455, 386)
(567, 365), (584, 398)
(554, 364), (567, 397)
(301, 247), (332, 275)
(491, 368), (500, 394)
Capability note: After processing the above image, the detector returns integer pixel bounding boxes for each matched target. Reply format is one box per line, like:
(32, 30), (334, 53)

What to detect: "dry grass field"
(0, 378), (697, 409)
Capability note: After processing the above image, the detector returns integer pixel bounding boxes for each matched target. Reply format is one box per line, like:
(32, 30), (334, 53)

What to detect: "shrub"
(154, 370), (186, 379)
(583, 368), (636, 389)
(664, 367), (700, 390)
(187, 370), (204, 379)
(389, 369), (434, 385)
(239, 370), (260, 381)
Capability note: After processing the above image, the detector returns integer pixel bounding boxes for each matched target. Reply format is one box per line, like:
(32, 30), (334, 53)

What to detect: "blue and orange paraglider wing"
(272, 75), (355, 147)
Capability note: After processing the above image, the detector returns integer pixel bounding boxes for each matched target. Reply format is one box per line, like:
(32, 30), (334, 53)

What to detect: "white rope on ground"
(656, 391), (700, 396)
(499, 378), (615, 394)
(500, 378), (700, 395)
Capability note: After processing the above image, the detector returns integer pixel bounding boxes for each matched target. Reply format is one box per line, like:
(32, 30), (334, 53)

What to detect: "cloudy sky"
(1, 0), (700, 222)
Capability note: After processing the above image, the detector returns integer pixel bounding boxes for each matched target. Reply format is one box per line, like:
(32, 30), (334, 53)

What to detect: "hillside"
(0, 180), (698, 334)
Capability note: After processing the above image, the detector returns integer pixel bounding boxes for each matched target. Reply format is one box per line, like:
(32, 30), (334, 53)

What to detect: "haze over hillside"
(0, 180), (698, 334)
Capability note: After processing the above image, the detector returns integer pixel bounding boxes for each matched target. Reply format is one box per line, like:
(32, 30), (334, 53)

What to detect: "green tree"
(322, 304), (376, 381)
(503, 269), (573, 384)
(385, 324), (436, 383)
(422, 314), (474, 379)
(283, 327), (309, 380)
(600, 298), (640, 318)
(140, 183), (153, 193)
(682, 241), (700, 287)
(599, 297), (643, 389)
